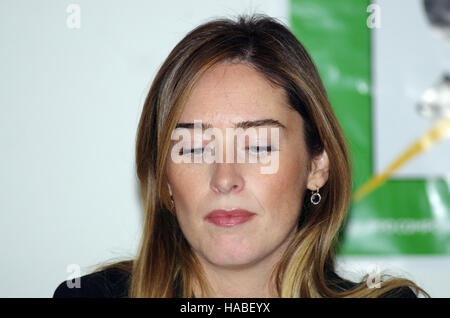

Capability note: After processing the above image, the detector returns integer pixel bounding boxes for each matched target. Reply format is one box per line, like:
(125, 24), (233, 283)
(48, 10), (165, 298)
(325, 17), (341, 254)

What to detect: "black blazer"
(53, 268), (417, 298)
(53, 268), (131, 298)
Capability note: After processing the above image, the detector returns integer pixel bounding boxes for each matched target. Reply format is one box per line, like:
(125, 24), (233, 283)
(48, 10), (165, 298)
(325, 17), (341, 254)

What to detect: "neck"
(193, 260), (280, 298)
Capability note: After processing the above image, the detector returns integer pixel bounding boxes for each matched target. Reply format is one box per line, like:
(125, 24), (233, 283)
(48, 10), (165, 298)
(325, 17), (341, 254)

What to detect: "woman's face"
(166, 62), (319, 270)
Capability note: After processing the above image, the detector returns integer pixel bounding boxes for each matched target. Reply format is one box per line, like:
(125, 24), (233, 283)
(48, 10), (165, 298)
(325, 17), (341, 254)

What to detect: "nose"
(210, 162), (245, 194)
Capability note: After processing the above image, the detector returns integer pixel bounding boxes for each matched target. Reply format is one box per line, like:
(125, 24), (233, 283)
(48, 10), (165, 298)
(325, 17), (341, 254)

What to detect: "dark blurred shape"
(423, 0), (450, 41)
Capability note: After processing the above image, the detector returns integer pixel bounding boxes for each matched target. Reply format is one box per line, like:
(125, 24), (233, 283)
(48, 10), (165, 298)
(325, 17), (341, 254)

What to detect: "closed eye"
(246, 146), (273, 154)
(179, 146), (276, 156)
(179, 148), (204, 156)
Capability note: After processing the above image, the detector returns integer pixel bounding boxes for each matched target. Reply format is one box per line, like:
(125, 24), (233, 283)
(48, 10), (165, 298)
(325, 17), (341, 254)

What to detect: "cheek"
(272, 151), (308, 195)
(257, 153), (308, 220)
(166, 164), (210, 228)
(168, 164), (203, 201)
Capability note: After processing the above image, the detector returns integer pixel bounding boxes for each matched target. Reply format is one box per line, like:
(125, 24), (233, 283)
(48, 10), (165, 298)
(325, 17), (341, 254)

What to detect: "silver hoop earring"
(310, 188), (321, 205)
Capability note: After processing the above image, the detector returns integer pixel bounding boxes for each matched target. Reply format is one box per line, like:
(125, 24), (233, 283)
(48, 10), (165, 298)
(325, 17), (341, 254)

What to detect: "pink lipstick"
(204, 209), (256, 227)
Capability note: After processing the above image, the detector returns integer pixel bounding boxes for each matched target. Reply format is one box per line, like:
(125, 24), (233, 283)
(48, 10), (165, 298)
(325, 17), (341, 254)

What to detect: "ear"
(306, 150), (329, 191)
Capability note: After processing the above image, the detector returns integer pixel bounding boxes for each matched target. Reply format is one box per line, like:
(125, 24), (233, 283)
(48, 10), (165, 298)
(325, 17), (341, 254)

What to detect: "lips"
(204, 209), (256, 227)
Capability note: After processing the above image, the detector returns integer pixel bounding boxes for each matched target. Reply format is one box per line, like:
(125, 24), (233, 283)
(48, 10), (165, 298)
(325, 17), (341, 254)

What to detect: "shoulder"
(53, 268), (130, 298)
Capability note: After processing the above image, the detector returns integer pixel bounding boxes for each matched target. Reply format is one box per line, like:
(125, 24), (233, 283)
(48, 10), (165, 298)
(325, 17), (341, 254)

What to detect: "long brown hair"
(97, 14), (428, 298)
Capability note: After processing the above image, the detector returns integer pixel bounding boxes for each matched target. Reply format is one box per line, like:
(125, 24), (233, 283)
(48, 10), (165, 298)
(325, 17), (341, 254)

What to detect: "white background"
(0, 0), (448, 297)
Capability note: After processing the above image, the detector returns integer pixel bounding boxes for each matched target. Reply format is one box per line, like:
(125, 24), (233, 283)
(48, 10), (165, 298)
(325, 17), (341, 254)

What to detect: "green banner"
(290, 0), (450, 255)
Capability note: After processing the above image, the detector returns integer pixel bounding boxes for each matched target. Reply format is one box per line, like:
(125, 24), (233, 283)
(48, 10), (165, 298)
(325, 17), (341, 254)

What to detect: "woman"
(53, 14), (428, 298)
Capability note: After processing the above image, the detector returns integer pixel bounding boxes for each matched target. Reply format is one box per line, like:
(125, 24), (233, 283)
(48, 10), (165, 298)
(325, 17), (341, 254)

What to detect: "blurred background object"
(424, 0), (450, 42)
(417, 74), (450, 119)
(419, 0), (450, 129)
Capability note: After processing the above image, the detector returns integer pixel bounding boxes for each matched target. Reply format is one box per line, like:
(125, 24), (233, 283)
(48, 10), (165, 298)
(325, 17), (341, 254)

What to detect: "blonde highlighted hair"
(97, 14), (428, 298)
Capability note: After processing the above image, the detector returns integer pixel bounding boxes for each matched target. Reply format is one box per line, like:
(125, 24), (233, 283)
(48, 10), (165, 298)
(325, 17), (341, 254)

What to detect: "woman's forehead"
(179, 62), (293, 126)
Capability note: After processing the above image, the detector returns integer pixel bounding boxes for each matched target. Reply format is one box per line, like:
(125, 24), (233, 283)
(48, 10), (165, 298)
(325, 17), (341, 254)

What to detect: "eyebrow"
(175, 119), (286, 130)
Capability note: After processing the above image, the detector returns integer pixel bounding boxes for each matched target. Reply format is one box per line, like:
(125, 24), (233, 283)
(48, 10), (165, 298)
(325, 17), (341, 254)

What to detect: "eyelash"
(179, 148), (204, 156)
(179, 146), (275, 156)
(247, 146), (273, 154)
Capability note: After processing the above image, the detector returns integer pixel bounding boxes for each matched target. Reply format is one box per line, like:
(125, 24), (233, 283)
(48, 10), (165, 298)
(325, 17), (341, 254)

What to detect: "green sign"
(290, 0), (450, 255)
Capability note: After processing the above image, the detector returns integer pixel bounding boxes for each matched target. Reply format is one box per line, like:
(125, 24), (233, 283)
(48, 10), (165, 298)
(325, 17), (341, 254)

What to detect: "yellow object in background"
(353, 116), (450, 203)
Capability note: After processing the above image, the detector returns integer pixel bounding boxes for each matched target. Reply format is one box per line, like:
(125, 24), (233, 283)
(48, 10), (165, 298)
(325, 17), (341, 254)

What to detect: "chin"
(202, 243), (264, 269)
